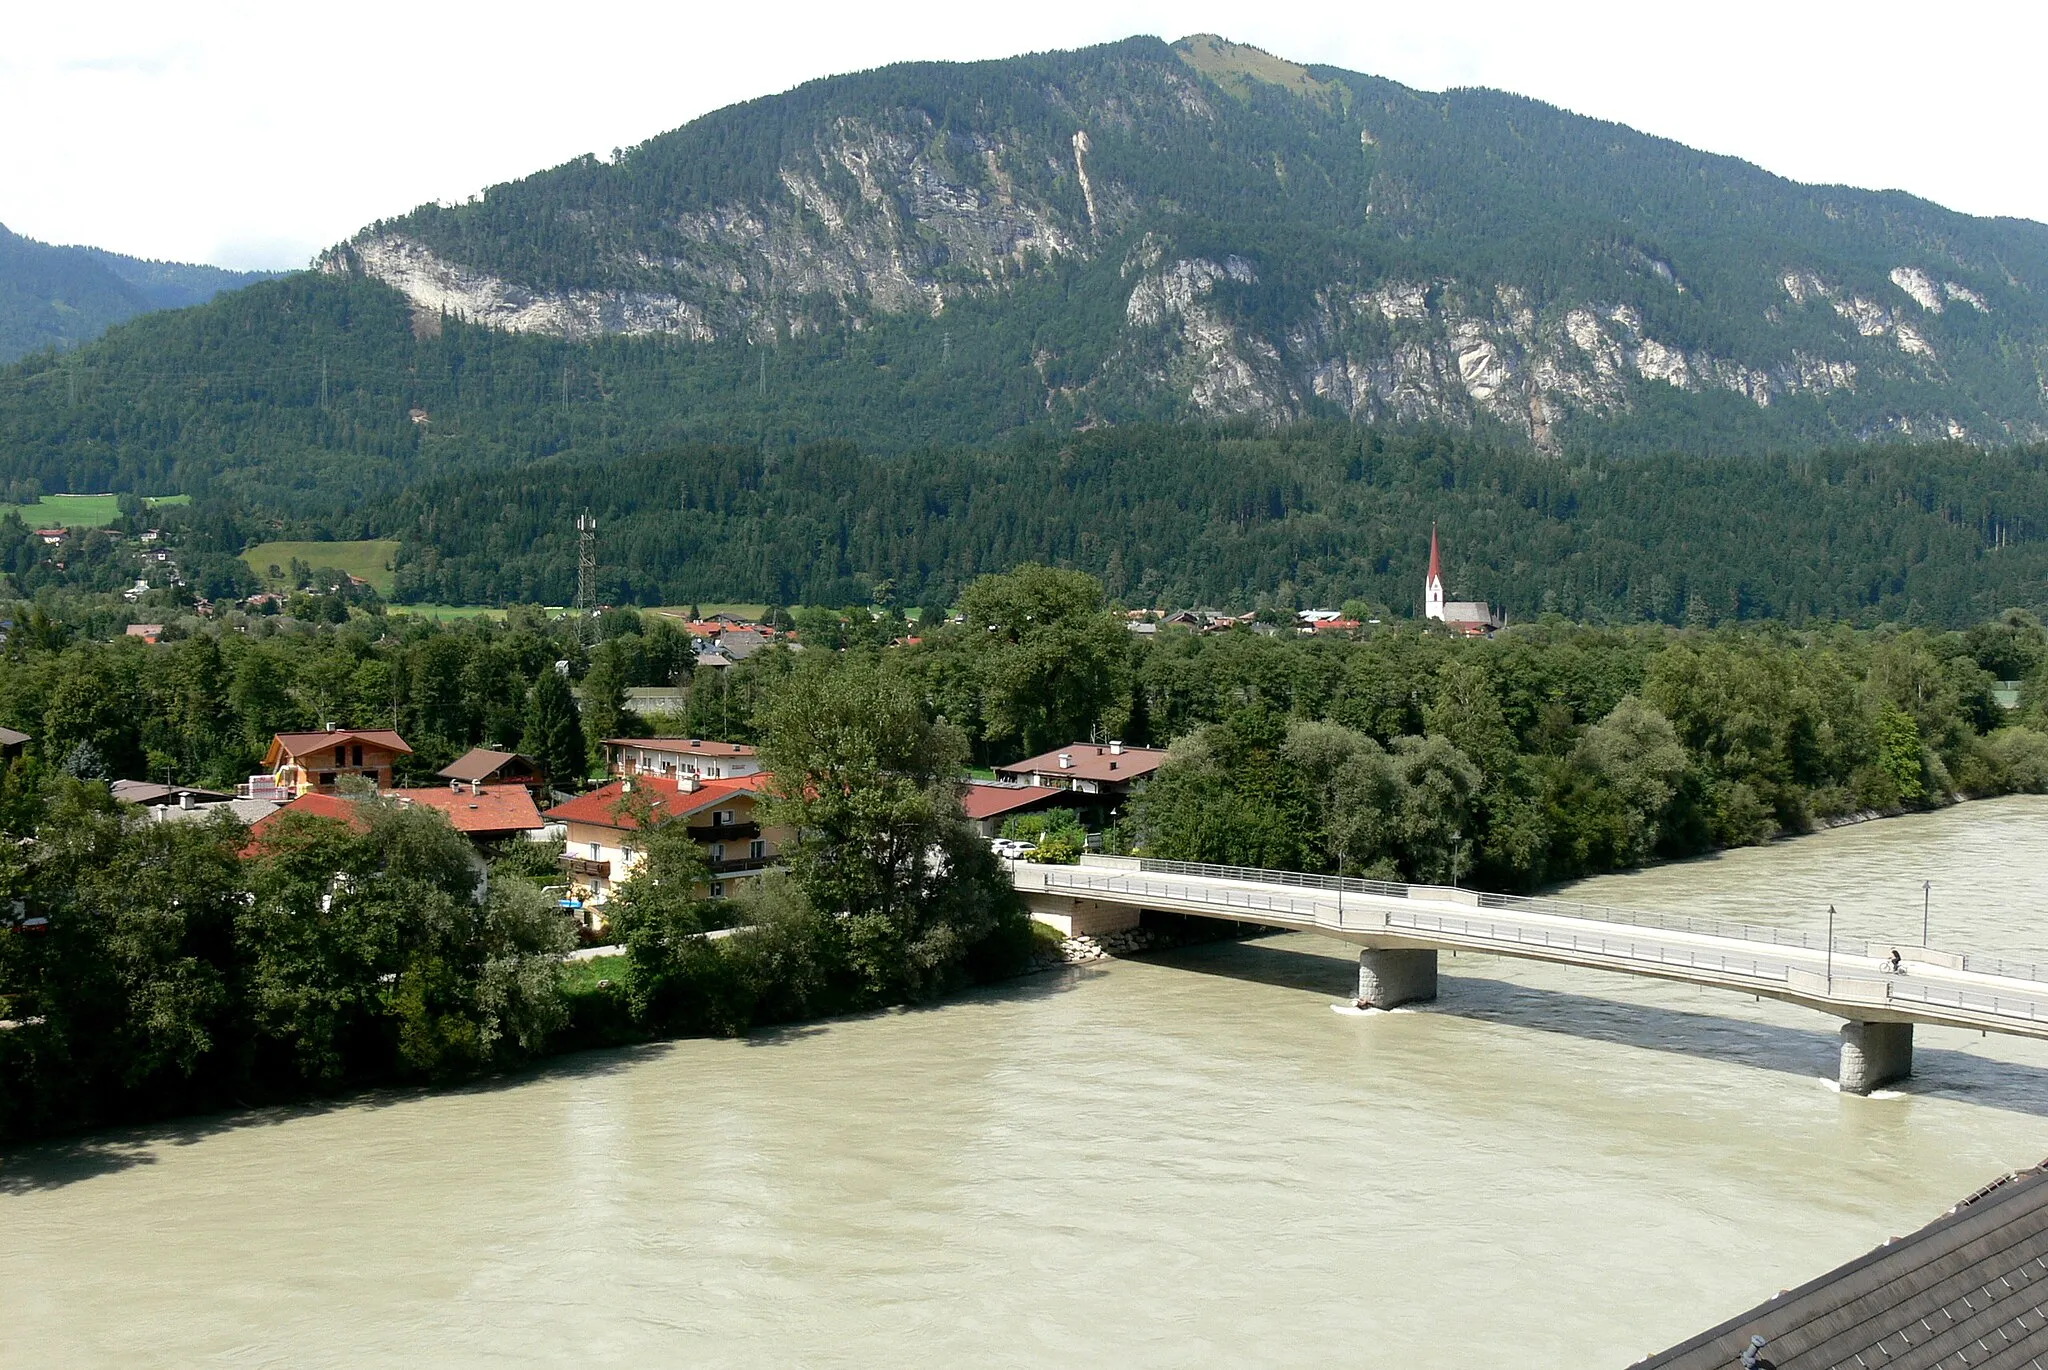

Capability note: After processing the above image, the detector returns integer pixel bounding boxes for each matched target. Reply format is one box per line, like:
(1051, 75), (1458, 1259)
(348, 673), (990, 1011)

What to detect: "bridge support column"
(1357, 949), (1437, 1009)
(1839, 1021), (1913, 1095)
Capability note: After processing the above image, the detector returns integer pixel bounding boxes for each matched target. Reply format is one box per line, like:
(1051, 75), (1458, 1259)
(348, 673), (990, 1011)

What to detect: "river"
(7, 797), (2048, 1367)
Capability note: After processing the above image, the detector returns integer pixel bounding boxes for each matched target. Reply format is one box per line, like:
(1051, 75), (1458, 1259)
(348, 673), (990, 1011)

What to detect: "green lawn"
(648, 603), (771, 622)
(242, 540), (401, 596)
(387, 603), (513, 621)
(0, 493), (190, 528)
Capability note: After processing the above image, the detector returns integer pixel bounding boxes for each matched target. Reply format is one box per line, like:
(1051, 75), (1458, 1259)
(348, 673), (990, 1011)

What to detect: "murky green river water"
(6, 797), (2048, 1367)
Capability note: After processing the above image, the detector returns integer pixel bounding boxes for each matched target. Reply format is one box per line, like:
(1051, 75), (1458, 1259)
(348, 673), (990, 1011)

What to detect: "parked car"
(989, 837), (1033, 860)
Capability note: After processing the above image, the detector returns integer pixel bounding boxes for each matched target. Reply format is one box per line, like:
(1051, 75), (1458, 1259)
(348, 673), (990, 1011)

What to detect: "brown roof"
(265, 730), (413, 765)
(1635, 1160), (2048, 1369)
(545, 772), (769, 832)
(0, 727), (31, 748)
(436, 748), (537, 783)
(961, 782), (1072, 821)
(110, 781), (232, 807)
(602, 737), (758, 756)
(390, 784), (545, 836)
(994, 743), (1169, 785)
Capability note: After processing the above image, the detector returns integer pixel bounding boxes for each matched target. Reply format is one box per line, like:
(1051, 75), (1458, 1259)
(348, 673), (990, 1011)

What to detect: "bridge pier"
(1839, 1021), (1913, 1095)
(1357, 948), (1438, 1009)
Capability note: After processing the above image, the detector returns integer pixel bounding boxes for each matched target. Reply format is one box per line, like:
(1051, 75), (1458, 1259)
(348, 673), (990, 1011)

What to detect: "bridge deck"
(1013, 858), (2048, 1042)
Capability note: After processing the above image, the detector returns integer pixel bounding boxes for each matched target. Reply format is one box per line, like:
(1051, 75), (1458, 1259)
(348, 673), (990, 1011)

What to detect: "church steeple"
(1425, 524), (1446, 620)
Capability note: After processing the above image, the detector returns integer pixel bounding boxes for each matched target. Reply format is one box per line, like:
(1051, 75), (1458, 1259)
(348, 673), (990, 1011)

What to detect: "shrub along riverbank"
(0, 656), (1031, 1144)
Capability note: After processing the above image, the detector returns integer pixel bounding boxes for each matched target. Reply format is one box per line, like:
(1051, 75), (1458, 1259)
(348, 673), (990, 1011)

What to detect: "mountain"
(2, 34), (2047, 620)
(0, 223), (279, 362)
(325, 32), (2048, 451)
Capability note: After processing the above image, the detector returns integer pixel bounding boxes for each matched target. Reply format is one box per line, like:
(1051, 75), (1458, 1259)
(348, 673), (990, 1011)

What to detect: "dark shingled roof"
(437, 748), (537, 783)
(1634, 1161), (2048, 1370)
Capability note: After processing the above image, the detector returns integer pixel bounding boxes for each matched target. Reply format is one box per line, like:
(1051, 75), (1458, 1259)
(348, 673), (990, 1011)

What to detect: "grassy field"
(647, 603), (771, 622)
(0, 493), (191, 528)
(387, 603), (516, 621)
(242, 540), (401, 596)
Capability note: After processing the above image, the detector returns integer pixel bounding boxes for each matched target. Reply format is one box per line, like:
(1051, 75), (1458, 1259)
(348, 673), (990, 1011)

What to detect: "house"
(114, 780), (280, 826)
(1634, 1160), (2048, 1368)
(715, 629), (773, 660)
(0, 727), (29, 760)
(245, 727), (413, 798)
(993, 741), (1168, 802)
(243, 791), (372, 852)
(124, 623), (164, 644)
(110, 780), (232, 812)
(1423, 526), (1503, 637)
(35, 528), (65, 545)
(623, 686), (687, 717)
(437, 747), (545, 791)
(602, 737), (761, 781)
(961, 781), (1073, 838)
(545, 771), (785, 909)
(389, 782), (547, 842)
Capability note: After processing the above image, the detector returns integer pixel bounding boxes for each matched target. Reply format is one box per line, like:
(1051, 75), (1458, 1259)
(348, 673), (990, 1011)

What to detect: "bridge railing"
(1130, 857), (1821, 952)
(1129, 858), (1411, 901)
(1044, 869), (2048, 1030)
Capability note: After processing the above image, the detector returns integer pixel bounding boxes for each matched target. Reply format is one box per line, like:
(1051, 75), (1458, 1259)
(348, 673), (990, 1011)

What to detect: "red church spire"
(1428, 524), (1442, 585)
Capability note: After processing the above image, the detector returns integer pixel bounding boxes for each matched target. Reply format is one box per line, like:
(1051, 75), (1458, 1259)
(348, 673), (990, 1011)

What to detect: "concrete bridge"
(1014, 856), (2048, 1094)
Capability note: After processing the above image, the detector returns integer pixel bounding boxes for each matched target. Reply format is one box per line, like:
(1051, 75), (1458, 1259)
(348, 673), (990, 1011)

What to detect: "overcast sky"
(4, 0), (2040, 271)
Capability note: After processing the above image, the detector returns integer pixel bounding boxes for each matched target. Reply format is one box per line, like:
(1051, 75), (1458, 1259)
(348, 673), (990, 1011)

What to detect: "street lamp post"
(1827, 903), (1836, 988)
(1923, 881), (1932, 948)
(1449, 830), (1463, 889)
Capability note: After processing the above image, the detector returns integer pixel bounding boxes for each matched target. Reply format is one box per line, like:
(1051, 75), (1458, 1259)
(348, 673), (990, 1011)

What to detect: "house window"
(351, 744), (363, 767)
(710, 843), (726, 862)
(715, 810), (735, 827)
(750, 840), (765, 860)
(317, 771), (336, 787)
(334, 744), (347, 766)
(709, 882), (725, 899)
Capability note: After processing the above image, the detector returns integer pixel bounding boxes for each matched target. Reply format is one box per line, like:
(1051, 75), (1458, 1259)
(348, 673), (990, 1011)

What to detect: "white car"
(989, 838), (1034, 860)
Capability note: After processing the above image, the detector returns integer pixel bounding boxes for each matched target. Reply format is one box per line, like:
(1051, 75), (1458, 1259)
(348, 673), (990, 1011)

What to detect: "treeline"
(382, 425), (2048, 627)
(0, 656), (1031, 1142)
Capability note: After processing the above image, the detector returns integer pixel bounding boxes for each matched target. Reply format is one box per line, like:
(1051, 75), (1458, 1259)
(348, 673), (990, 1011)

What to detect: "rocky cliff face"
(323, 35), (2048, 450)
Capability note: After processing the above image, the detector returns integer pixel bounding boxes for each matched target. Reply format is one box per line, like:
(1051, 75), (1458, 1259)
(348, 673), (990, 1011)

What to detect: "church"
(1423, 526), (1503, 637)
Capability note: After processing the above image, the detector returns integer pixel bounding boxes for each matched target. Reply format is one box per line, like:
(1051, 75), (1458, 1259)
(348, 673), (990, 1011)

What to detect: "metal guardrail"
(1135, 857), (1824, 951)
(1040, 866), (2048, 1032)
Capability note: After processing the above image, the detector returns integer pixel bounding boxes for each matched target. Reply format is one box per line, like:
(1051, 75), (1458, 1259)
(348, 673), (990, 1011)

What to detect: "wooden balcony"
(560, 855), (611, 878)
(687, 820), (760, 841)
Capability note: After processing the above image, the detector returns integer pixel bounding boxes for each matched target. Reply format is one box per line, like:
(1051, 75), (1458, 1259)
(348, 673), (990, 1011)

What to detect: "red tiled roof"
(994, 743), (1169, 785)
(266, 729), (413, 763)
(544, 771), (771, 831)
(390, 784), (545, 835)
(602, 737), (758, 756)
(961, 781), (1071, 821)
(244, 791), (371, 853)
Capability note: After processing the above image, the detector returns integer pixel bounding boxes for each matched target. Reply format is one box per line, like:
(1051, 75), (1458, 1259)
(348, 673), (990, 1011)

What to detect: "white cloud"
(1, 0), (2040, 269)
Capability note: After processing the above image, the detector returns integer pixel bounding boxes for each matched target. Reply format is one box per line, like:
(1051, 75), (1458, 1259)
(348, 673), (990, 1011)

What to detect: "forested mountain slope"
(333, 32), (2048, 451)
(0, 224), (276, 362)
(385, 426), (2048, 625)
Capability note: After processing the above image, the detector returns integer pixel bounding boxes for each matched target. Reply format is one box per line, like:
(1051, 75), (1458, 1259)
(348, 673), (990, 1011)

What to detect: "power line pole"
(576, 511), (597, 640)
